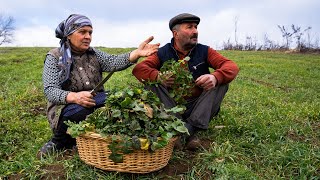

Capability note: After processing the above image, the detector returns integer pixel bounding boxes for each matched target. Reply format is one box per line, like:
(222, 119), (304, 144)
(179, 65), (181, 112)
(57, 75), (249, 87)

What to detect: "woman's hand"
(66, 91), (96, 108)
(195, 74), (217, 91)
(129, 36), (160, 62)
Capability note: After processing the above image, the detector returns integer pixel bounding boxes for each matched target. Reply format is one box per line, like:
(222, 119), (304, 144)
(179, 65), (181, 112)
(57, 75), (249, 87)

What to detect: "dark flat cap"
(169, 13), (200, 30)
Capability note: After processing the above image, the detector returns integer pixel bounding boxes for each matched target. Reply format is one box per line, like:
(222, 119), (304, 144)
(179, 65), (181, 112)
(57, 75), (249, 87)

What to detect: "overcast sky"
(1, 0), (319, 49)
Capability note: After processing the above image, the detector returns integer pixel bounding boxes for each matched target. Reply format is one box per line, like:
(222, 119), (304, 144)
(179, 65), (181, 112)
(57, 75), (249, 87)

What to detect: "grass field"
(0, 47), (319, 179)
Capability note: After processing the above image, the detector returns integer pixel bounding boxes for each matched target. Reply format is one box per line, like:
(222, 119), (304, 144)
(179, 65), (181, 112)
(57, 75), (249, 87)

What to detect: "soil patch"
(6, 164), (65, 180)
(7, 173), (23, 180)
(248, 77), (292, 92)
(199, 138), (213, 151)
(155, 137), (214, 179)
(286, 129), (305, 142)
(30, 106), (46, 116)
(39, 164), (66, 179)
(158, 160), (192, 179)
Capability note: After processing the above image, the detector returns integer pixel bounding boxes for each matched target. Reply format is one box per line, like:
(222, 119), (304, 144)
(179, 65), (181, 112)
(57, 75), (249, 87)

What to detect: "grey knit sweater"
(42, 47), (133, 105)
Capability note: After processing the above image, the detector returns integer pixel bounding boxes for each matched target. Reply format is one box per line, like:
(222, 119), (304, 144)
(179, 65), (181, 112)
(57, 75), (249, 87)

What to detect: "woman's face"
(68, 25), (92, 52)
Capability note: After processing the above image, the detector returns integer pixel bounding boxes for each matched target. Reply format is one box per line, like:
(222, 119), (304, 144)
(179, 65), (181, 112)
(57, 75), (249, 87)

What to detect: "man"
(132, 13), (239, 150)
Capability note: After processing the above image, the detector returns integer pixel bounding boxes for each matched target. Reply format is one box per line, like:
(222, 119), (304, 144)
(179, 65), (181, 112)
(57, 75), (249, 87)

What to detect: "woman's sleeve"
(42, 54), (70, 104)
(94, 48), (134, 72)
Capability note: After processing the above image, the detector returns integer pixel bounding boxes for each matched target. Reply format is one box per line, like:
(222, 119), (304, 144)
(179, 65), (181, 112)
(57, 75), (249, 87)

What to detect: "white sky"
(1, 0), (319, 49)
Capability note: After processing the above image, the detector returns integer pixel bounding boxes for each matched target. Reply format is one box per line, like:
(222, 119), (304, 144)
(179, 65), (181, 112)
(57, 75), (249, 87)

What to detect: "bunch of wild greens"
(159, 57), (194, 104)
(67, 87), (188, 163)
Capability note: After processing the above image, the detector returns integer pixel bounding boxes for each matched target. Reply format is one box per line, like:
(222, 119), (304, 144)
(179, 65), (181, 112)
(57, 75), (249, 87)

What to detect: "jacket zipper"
(192, 62), (205, 70)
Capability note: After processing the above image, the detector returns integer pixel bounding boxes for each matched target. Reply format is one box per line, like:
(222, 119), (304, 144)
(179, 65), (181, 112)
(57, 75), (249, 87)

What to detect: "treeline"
(222, 24), (320, 53)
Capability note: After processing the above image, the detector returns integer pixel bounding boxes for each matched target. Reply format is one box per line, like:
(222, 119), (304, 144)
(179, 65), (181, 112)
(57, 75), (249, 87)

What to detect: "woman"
(38, 14), (159, 157)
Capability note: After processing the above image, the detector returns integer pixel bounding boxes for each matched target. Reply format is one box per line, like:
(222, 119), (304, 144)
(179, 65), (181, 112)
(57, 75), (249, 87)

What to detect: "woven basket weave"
(76, 132), (177, 173)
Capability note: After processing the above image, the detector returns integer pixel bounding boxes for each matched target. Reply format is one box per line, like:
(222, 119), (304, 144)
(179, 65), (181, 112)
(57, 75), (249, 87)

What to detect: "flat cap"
(169, 13), (200, 30)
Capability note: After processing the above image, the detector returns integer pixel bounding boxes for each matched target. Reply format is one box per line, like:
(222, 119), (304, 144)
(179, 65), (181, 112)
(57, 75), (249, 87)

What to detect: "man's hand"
(195, 74), (217, 91)
(66, 91), (96, 108)
(157, 71), (175, 88)
(129, 36), (160, 62)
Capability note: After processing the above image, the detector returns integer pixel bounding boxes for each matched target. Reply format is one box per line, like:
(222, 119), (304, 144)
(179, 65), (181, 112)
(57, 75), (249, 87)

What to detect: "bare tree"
(222, 38), (233, 50)
(314, 36), (320, 49)
(0, 15), (15, 45)
(244, 36), (258, 51)
(263, 34), (273, 50)
(306, 30), (312, 49)
(234, 16), (239, 46)
(277, 24), (312, 51)
(277, 25), (295, 49)
(291, 25), (311, 50)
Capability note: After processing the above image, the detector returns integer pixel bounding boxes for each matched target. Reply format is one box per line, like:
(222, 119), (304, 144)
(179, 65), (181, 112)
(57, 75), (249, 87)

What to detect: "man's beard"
(183, 34), (198, 50)
(184, 43), (196, 50)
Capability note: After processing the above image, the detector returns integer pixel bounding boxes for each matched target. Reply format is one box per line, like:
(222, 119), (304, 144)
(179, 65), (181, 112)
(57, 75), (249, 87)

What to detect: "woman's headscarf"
(55, 14), (92, 82)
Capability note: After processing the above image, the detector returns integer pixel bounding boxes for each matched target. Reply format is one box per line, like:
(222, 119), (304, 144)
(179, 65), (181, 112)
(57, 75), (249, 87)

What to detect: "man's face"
(174, 22), (198, 50)
(68, 25), (92, 52)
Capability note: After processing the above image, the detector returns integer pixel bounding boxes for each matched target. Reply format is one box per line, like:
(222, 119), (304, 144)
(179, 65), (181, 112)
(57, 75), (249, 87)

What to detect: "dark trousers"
(51, 92), (106, 149)
(147, 84), (229, 130)
(52, 104), (104, 149)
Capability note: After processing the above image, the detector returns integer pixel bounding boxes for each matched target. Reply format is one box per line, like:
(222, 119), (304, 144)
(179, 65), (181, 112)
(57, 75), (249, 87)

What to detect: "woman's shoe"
(37, 140), (58, 159)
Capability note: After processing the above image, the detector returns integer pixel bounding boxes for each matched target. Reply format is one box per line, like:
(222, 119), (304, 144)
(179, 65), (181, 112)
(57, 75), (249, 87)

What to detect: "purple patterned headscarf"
(55, 14), (92, 82)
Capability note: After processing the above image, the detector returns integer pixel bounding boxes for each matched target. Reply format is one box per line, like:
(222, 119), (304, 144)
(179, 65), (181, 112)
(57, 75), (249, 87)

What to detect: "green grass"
(0, 47), (319, 179)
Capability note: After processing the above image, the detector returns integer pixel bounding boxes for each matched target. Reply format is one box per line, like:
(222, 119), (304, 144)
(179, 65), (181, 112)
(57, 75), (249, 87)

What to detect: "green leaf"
(132, 102), (146, 112)
(151, 142), (164, 151)
(140, 91), (149, 101)
(111, 135), (118, 141)
(127, 89), (134, 96)
(175, 125), (189, 134)
(129, 120), (141, 131)
(166, 106), (185, 113)
(123, 111), (130, 120)
(133, 88), (142, 95)
(114, 91), (124, 99)
(109, 153), (123, 163)
(158, 111), (171, 119)
(66, 121), (94, 138)
(161, 132), (173, 140)
(120, 97), (133, 108)
(111, 109), (121, 117)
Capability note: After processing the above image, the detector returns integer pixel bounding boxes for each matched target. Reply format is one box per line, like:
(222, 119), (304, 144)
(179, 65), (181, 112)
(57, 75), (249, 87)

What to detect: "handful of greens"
(159, 57), (194, 104)
(67, 87), (188, 163)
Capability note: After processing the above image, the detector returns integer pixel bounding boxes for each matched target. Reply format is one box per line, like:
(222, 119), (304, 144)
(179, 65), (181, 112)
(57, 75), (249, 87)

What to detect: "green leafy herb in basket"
(66, 87), (189, 163)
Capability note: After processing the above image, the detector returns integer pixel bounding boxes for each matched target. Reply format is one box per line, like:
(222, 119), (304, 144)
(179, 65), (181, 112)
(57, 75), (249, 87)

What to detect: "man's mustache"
(191, 34), (198, 39)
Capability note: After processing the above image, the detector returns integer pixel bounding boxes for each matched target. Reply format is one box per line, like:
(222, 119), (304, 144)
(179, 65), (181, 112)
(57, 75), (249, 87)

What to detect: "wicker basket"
(76, 132), (177, 173)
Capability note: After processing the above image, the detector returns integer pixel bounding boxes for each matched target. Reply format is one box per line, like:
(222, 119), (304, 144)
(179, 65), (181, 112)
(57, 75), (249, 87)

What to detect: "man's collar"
(170, 38), (196, 56)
